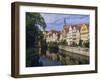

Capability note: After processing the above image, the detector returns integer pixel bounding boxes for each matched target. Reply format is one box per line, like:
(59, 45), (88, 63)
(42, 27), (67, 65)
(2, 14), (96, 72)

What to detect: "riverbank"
(59, 45), (89, 56)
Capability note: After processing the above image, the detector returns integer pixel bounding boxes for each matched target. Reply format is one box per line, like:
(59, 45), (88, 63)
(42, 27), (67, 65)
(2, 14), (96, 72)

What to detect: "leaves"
(26, 12), (46, 29)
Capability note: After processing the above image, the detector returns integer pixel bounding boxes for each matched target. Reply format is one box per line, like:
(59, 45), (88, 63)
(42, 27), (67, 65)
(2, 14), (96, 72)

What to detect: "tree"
(26, 12), (46, 29)
(26, 12), (46, 48)
(59, 40), (68, 46)
(79, 39), (83, 47)
(72, 42), (77, 47)
(48, 42), (59, 53)
(26, 12), (47, 67)
(84, 41), (89, 48)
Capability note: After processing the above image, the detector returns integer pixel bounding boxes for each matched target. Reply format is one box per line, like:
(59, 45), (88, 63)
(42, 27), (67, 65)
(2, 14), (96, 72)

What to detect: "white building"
(43, 30), (59, 43)
(43, 23), (81, 46)
(66, 26), (73, 45)
(66, 25), (80, 46)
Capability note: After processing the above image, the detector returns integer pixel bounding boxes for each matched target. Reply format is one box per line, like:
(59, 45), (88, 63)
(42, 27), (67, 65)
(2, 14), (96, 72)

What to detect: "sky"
(41, 13), (89, 31)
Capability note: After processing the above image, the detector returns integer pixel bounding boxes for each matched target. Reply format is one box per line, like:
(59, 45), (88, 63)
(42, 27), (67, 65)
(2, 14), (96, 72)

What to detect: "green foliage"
(72, 42), (77, 47)
(40, 39), (47, 55)
(26, 12), (47, 67)
(79, 39), (89, 48)
(83, 41), (89, 48)
(59, 40), (68, 46)
(48, 42), (59, 53)
(26, 48), (40, 67)
(26, 12), (46, 29)
(26, 12), (46, 48)
(79, 39), (83, 47)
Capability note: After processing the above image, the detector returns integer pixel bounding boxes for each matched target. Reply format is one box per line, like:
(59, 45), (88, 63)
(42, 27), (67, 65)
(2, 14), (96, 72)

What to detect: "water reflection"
(38, 49), (89, 66)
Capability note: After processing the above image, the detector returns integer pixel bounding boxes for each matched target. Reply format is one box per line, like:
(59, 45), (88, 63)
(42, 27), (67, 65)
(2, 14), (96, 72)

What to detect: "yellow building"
(80, 24), (89, 43)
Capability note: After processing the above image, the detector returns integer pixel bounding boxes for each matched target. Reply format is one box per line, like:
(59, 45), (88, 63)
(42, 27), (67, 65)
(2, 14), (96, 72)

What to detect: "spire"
(64, 18), (66, 25)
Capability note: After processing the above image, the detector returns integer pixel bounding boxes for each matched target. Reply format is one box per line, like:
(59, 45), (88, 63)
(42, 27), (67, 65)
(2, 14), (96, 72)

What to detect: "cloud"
(40, 13), (89, 31)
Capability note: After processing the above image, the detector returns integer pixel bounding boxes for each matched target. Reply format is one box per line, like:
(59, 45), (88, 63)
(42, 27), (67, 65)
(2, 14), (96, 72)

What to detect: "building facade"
(80, 24), (89, 44)
(66, 25), (80, 46)
(43, 30), (59, 43)
(43, 23), (89, 47)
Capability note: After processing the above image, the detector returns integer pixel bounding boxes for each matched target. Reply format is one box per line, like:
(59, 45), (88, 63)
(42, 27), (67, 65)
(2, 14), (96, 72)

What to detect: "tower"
(64, 18), (66, 25)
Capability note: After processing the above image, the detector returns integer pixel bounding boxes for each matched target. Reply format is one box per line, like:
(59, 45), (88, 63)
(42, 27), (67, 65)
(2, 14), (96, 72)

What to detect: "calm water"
(39, 56), (62, 66)
(38, 49), (89, 66)
(26, 49), (89, 67)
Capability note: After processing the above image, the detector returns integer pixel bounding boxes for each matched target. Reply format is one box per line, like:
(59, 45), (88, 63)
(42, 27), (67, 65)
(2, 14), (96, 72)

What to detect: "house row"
(43, 23), (89, 46)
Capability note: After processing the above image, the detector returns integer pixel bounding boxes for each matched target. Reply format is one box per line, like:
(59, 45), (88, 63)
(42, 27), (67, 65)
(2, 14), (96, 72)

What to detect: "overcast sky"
(41, 13), (89, 31)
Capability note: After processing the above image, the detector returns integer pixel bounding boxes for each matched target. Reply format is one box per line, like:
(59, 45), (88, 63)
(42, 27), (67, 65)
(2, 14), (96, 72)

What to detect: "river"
(38, 49), (89, 66)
